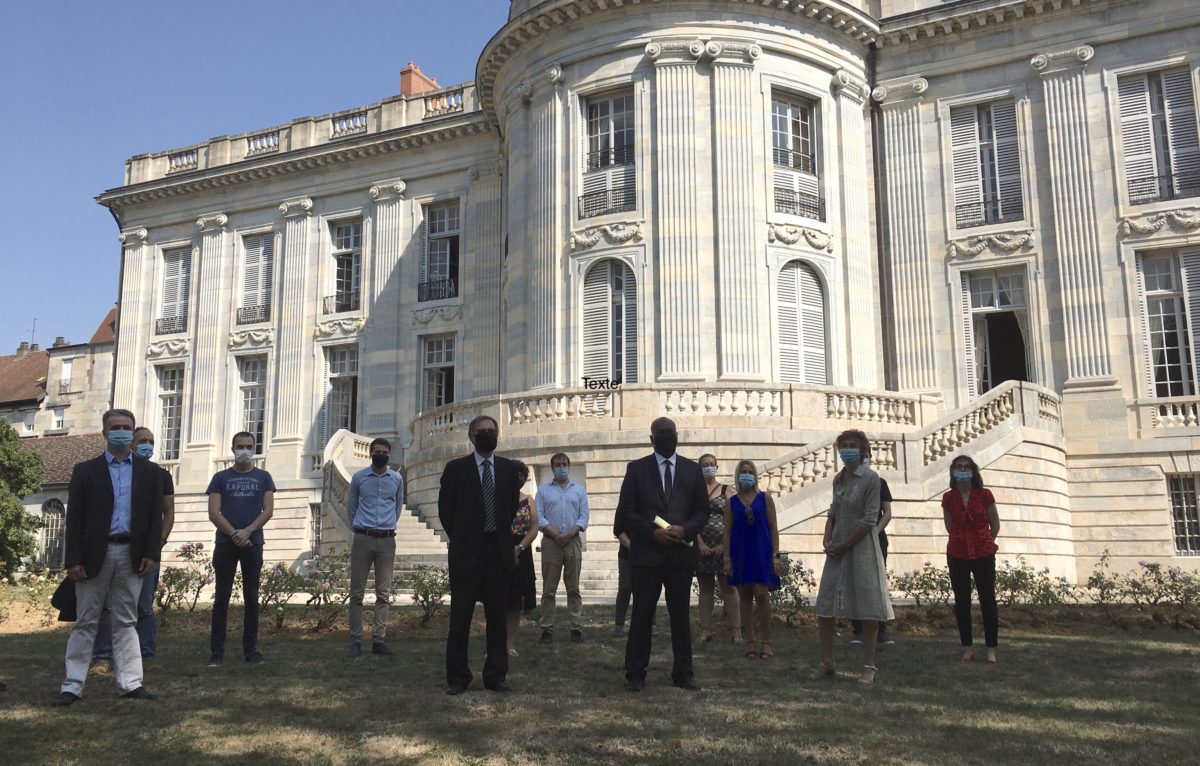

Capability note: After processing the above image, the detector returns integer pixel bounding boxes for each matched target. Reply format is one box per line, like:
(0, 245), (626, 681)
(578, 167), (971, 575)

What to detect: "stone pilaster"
(466, 161), (505, 397)
(364, 180), (406, 437)
(873, 77), (937, 392)
(188, 213), (229, 448)
(502, 83), (531, 391)
(711, 42), (764, 380)
(833, 70), (879, 387)
(1032, 45), (1114, 386)
(273, 197), (313, 476)
(527, 77), (560, 390)
(114, 227), (149, 410)
(648, 40), (705, 380)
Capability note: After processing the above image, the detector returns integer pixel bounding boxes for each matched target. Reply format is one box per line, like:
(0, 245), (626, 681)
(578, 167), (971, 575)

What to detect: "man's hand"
(652, 528), (676, 546)
(137, 558), (155, 576)
(665, 525), (686, 543)
(231, 529), (251, 546)
(67, 565), (87, 582)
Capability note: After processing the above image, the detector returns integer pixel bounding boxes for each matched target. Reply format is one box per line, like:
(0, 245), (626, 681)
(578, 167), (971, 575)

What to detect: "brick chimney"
(30, 343), (40, 352)
(16, 341), (29, 358)
(400, 62), (440, 96)
(53, 336), (68, 347)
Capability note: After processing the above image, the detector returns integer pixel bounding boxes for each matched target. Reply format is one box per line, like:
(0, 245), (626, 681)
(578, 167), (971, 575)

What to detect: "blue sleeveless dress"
(728, 492), (781, 589)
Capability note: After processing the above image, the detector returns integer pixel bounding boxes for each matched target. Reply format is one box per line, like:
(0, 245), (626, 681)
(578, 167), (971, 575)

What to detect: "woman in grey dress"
(810, 429), (894, 685)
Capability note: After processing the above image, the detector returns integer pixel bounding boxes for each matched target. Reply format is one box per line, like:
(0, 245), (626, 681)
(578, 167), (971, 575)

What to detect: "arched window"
(582, 260), (638, 385)
(778, 260), (827, 384)
(40, 499), (66, 571)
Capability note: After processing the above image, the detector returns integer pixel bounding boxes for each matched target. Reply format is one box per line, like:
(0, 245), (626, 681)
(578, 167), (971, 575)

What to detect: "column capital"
(119, 227), (149, 246)
(1031, 45), (1094, 75)
(646, 39), (705, 66)
(369, 179), (406, 201)
(195, 212), (228, 232)
(707, 41), (762, 67)
(467, 162), (505, 183)
(832, 70), (870, 104)
(278, 197), (313, 217)
(871, 76), (928, 106)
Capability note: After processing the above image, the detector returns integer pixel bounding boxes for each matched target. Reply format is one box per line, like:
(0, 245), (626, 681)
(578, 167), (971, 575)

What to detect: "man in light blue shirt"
(535, 453), (590, 643)
(345, 437), (405, 657)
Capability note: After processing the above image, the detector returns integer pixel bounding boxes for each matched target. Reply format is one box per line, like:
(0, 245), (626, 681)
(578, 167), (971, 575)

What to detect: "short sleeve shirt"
(942, 487), (998, 560)
(206, 468), (276, 545)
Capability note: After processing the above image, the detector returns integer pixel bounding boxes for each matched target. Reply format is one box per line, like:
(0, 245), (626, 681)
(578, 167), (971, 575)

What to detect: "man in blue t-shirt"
(206, 431), (275, 666)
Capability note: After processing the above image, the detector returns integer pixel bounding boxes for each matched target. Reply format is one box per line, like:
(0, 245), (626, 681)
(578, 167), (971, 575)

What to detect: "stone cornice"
(1030, 44), (1094, 75)
(877, 0), (1109, 48)
(871, 76), (928, 105)
(1120, 209), (1200, 237)
(946, 229), (1036, 259)
(195, 213), (228, 232)
(278, 197), (314, 217)
(369, 179), (407, 201)
(119, 227), (149, 246)
(97, 116), (494, 212)
(478, 0), (879, 117)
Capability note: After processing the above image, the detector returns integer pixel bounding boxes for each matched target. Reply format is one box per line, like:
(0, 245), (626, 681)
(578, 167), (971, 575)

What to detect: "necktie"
(663, 459), (673, 497)
(481, 459), (497, 532)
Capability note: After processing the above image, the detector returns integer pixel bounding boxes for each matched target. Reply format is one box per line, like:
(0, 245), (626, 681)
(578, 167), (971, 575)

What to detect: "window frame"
(156, 243), (194, 335)
(421, 334), (457, 412)
(322, 344), (359, 443)
(326, 218), (363, 315)
(1166, 475), (1200, 556)
(236, 354), (270, 454)
(578, 89), (637, 221)
(769, 88), (825, 223)
(237, 228), (276, 326)
(156, 363), (186, 461)
(419, 201), (461, 303)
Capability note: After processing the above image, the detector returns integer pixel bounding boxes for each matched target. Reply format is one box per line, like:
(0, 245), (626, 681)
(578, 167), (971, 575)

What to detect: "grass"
(0, 604), (1198, 765)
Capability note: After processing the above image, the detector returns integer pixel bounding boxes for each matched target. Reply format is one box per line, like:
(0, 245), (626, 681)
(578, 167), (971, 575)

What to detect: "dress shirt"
(536, 479), (590, 533)
(106, 450), (133, 536)
(473, 451), (494, 482)
(656, 451), (677, 493)
(347, 466), (405, 530)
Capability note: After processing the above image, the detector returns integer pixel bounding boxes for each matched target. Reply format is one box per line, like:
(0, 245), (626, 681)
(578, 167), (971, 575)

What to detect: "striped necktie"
(481, 459), (497, 532)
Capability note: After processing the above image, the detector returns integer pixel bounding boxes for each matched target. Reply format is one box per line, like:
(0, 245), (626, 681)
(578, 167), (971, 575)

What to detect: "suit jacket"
(65, 454), (166, 577)
(615, 453), (708, 569)
(438, 452), (520, 577)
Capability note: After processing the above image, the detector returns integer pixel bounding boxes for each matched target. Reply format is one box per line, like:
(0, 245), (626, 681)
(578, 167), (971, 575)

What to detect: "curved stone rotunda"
(98, 0), (1200, 595)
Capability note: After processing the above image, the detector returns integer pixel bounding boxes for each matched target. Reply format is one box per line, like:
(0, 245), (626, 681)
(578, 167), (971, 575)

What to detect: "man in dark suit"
(618, 417), (708, 691)
(438, 414), (519, 694)
(53, 409), (165, 706)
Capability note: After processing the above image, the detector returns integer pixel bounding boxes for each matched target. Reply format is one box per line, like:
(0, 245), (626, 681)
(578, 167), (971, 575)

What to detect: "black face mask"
(652, 434), (678, 456)
(473, 432), (498, 454)
(371, 454), (390, 469)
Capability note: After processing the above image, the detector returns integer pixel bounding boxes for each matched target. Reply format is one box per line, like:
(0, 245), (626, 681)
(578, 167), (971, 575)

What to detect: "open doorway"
(966, 269), (1031, 396)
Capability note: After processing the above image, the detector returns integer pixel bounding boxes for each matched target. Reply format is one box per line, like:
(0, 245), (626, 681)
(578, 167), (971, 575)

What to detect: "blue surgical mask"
(701, 466), (718, 479)
(737, 473), (756, 489)
(553, 467), (570, 481)
(234, 449), (256, 465)
(838, 448), (860, 464)
(135, 443), (154, 459)
(953, 470), (974, 483)
(106, 430), (134, 450)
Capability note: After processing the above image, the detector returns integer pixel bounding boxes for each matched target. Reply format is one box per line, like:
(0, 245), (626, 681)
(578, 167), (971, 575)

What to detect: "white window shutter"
(961, 273), (978, 399)
(1118, 74), (1160, 202)
(261, 234), (274, 307)
(162, 249), (187, 319)
(797, 262), (827, 384)
(1134, 258), (1158, 398)
(1160, 68), (1200, 194)
(417, 217), (429, 285)
(319, 349), (332, 446)
(951, 106), (984, 226)
(621, 263), (638, 384)
(243, 235), (263, 308)
(582, 262), (611, 380)
(1179, 247), (1200, 397)
(991, 101), (1024, 221)
(777, 262), (801, 383)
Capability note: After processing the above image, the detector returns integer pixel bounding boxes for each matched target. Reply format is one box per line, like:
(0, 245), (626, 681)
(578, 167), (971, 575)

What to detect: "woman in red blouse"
(941, 455), (1001, 665)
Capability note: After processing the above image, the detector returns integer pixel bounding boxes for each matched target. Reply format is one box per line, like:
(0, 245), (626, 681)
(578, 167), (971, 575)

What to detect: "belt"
(353, 527), (396, 538)
(108, 535), (131, 544)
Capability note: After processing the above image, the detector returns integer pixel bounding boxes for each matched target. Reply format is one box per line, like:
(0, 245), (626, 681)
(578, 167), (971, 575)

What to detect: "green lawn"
(1, 606), (1197, 765)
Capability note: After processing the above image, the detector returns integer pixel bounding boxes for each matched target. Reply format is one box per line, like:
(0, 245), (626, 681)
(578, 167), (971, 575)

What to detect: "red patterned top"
(942, 487), (998, 560)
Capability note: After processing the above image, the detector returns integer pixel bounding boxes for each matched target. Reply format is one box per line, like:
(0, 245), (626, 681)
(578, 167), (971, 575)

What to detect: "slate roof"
(21, 433), (107, 486)
(0, 350), (48, 406)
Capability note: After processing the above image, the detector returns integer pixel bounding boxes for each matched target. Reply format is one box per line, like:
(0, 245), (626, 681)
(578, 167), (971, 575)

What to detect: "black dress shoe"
(121, 686), (156, 700)
(624, 678), (645, 692)
(446, 684), (468, 696)
(484, 681), (512, 692)
(673, 678), (700, 692)
(51, 691), (80, 707)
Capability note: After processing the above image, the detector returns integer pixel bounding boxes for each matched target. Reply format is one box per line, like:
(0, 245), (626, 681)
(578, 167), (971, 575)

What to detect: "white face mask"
(234, 449), (255, 465)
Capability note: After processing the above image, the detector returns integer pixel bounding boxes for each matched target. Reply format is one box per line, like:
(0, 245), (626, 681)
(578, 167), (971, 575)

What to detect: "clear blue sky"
(0, 0), (509, 354)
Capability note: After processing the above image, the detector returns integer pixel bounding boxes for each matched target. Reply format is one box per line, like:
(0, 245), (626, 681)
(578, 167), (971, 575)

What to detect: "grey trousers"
(348, 532), (396, 643)
(62, 543), (144, 696)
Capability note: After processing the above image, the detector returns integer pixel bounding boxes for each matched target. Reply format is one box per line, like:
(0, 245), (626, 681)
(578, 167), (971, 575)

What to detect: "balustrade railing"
(922, 386), (1015, 465)
(424, 88), (464, 117)
(1148, 398), (1200, 429)
(246, 131), (280, 156)
(167, 149), (198, 173)
(824, 392), (915, 425)
(509, 393), (614, 424)
(661, 388), (783, 417)
(331, 111), (368, 138)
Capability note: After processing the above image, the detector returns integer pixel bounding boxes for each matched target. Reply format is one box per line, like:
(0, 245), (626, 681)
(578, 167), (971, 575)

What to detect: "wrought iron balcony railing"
(585, 144), (635, 172)
(418, 279), (457, 302)
(955, 199), (1025, 229)
(1129, 173), (1200, 205)
(773, 188), (826, 221)
(322, 293), (361, 314)
(237, 305), (271, 325)
(578, 183), (637, 219)
(772, 148), (816, 174)
(155, 316), (188, 335)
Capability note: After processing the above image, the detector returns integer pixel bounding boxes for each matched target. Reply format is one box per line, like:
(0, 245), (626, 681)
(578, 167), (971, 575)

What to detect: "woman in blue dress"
(723, 459), (781, 659)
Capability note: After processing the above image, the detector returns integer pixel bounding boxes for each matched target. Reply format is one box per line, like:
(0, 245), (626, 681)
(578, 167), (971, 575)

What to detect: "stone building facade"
(96, 0), (1200, 588)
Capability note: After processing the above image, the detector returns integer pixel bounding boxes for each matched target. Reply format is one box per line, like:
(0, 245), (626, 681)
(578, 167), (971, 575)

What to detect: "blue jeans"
(93, 563), (158, 661)
(210, 540), (263, 659)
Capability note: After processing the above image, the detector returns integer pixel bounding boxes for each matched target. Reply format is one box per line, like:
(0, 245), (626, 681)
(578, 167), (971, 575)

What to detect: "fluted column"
(364, 180), (406, 435)
(873, 78), (937, 392)
(188, 213), (229, 447)
(1032, 45), (1113, 385)
(711, 42), (763, 380)
(649, 40), (705, 380)
(466, 161), (505, 396)
(833, 70), (880, 387)
(273, 198), (313, 464)
(527, 75), (560, 389)
(114, 227), (149, 410)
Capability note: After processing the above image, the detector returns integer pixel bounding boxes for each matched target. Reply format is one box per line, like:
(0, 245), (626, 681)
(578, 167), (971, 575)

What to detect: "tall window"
(961, 269), (1031, 397)
(239, 233), (274, 324)
(419, 203), (459, 302)
(423, 335), (456, 410)
(157, 365), (185, 460)
(950, 100), (1023, 228)
(157, 247), (192, 335)
(1167, 476), (1200, 555)
(238, 356), (268, 453)
(772, 93), (823, 221)
(580, 92), (636, 219)
(326, 220), (362, 314)
(309, 503), (323, 558)
(51, 408), (65, 430)
(60, 358), (73, 393)
(1118, 68), (1200, 205)
(22, 411), (35, 434)
(40, 499), (66, 570)
(1138, 251), (1198, 398)
(777, 261), (827, 384)
(324, 346), (358, 442)
(582, 260), (638, 385)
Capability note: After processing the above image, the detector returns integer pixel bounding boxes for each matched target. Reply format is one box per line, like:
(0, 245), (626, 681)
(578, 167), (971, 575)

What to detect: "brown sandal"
(759, 642), (774, 659)
(809, 660), (835, 680)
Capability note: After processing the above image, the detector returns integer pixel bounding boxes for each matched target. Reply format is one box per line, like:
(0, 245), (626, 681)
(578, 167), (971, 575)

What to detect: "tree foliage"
(0, 420), (45, 575)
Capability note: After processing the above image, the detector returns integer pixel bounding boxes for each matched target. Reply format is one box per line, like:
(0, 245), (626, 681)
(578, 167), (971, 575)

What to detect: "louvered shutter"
(1160, 68), (1200, 198)
(991, 101), (1024, 221)
(1179, 247), (1200, 397)
(1118, 74), (1160, 203)
(951, 106), (984, 227)
(621, 263), (638, 384)
(777, 262), (801, 383)
(243, 235), (263, 309)
(416, 218), (429, 285)
(162, 248), (190, 320)
(320, 349), (332, 445)
(797, 263), (827, 384)
(961, 273), (978, 399)
(1134, 258), (1158, 398)
(582, 262), (611, 380)
(261, 235), (274, 308)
